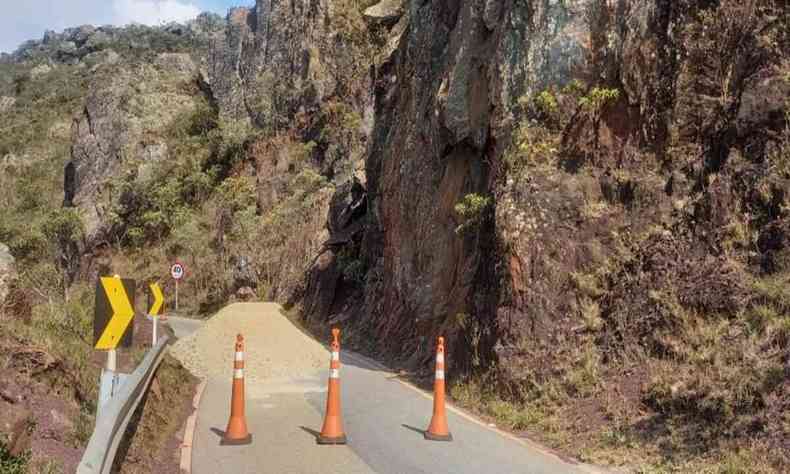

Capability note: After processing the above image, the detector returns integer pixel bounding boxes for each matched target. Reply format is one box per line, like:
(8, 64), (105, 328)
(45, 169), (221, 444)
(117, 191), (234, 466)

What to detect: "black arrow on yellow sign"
(148, 282), (164, 316)
(93, 277), (135, 350)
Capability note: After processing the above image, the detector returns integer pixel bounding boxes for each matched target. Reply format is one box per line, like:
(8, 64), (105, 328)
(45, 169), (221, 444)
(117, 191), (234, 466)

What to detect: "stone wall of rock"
(67, 54), (201, 243)
(302, 0), (789, 379)
(206, 0), (369, 127)
(338, 0), (593, 366)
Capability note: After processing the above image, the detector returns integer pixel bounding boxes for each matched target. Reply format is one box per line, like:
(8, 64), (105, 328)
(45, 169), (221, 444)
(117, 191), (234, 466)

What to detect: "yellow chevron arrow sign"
(94, 277), (135, 350)
(149, 282), (164, 316)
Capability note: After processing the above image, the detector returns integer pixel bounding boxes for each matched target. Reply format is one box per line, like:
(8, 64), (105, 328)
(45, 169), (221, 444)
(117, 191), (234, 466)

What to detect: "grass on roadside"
(0, 436), (29, 474)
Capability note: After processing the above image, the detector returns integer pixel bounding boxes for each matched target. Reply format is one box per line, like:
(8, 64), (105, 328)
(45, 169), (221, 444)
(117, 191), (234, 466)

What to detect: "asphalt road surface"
(175, 304), (604, 474)
(165, 316), (204, 339)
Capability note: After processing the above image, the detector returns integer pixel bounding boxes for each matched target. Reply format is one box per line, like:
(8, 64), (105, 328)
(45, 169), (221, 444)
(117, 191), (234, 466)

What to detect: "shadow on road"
(401, 424), (426, 437)
(210, 427), (225, 439)
(299, 425), (321, 441)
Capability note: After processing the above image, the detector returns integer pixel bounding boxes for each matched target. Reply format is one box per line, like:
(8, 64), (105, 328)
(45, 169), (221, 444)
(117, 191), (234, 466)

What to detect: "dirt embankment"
(0, 310), (198, 474)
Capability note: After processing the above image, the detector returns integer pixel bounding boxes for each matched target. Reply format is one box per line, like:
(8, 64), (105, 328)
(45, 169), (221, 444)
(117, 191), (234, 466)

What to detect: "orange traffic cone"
(221, 334), (252, 445)
(425, 336), (452, 441)
(317, 328), (347, 444)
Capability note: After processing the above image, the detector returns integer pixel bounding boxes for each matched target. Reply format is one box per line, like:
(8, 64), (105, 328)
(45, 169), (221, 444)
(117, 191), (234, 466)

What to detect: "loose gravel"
(169, 303), (328, 385)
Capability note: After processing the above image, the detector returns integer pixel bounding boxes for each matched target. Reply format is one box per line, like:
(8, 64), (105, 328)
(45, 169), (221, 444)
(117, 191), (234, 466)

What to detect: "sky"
(0, 0), (252, 53)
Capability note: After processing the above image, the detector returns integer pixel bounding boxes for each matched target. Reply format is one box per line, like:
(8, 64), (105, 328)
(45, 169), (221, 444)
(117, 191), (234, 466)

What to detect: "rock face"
(326, 0), (593, 366)
(67, 70), (134, 238)
(0, 243), (15, 304)
(206, 0), (362, 125)
(10, 16), (224, 65)
(303, 0), (790, 387)
(66, 60), (203, 242)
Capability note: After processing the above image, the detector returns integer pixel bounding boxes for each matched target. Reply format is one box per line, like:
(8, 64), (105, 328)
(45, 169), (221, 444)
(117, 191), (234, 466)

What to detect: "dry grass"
(112, 354), (197, 473)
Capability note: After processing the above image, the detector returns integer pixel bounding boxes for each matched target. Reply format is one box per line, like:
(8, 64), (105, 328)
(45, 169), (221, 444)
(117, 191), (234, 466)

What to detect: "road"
(168, 304), (602, 474)
(165, 315), (204, 339)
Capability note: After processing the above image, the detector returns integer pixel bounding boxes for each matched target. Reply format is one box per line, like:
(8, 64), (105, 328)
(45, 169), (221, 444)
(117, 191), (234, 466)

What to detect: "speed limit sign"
(171, 262), (185, 311)
(170, 262), (185, 280)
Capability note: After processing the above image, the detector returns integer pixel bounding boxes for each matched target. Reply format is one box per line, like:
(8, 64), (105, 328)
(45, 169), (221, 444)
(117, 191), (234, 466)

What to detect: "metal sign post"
(148, 282), (164, 346)
(107, 348), (116, 372)
(170, 262), (185, 312)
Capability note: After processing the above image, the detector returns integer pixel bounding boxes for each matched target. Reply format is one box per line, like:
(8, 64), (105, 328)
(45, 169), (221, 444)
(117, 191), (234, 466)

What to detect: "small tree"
(454, 193), (492, 235)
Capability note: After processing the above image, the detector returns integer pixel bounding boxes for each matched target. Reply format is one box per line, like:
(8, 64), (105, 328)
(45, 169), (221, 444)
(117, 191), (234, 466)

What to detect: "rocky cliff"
(302, 0), (790, 467)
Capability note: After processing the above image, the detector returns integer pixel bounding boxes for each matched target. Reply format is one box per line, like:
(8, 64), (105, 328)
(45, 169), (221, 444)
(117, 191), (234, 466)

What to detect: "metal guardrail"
(77, 336), (171, 474)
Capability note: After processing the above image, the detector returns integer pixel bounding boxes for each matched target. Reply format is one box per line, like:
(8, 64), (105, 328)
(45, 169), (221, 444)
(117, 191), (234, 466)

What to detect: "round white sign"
(171, 262), (185, 280)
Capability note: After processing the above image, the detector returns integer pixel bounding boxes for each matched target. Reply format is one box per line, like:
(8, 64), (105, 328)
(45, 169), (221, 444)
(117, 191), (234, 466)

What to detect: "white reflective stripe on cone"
(436, 353), (444, 364)
(435, 369), (445, 380)
(330, 368), (340, 379)
(234, 368), (244, 379)
(331, 351), (340, 361)
(235, 352), (244, 361)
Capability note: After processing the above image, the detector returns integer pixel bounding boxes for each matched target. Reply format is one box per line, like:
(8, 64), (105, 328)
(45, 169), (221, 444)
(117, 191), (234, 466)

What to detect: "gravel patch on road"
(169, 303), (328, 385)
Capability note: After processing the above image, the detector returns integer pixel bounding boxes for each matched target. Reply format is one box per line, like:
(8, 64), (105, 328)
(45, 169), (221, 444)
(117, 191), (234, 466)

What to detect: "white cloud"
(113, 0), (202, 26)
(0, 0), (207, 53)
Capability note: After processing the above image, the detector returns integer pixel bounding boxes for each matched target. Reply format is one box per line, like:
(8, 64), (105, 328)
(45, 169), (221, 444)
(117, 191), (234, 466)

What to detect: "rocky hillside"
(301, 0), (790, 470)
(1, 0), (789, 472)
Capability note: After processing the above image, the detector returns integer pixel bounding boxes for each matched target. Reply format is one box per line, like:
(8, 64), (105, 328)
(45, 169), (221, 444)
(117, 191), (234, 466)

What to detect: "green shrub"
(752, 274), (790, 312)
(578, 87), (620, 112)
(331, 0), (376, 46)
(0, 436), (29, 474)
(41, 208), (84, 243)
(185, 100), (218, 137)
(561, 79), (586, 97)
(217, 176), (257, 214)
(535, 90), (558, 114)
(565, 344), (601, 396)
(318, 101), (363, 166)
(205, 118), (255, 179)
(69, 409), (95, 447)
(504, 120), (560, 175)
(337, 247), (366, 285)
(454, 193), (492, 234)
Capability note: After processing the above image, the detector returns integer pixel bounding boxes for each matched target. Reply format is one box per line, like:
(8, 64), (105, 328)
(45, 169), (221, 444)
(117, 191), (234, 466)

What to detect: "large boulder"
(363, 0), (404, 26)
(232, 256), (257, 292)
(303, 249), (341, 322)
(326, 178), (366, 244)
(0, 96), (15, 113)
(30, 64), (52, 78)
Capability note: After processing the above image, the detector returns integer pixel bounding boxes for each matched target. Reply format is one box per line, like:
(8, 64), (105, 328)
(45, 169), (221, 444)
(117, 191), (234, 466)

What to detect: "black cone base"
(424, 431), (453, 442)
(317, 434), (347, 445)
(221, 434), (252, 445)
